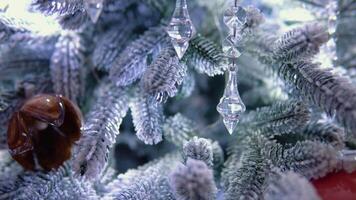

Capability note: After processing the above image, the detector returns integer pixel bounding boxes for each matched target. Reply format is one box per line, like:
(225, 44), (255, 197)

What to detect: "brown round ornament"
(7, 94), (82, 171)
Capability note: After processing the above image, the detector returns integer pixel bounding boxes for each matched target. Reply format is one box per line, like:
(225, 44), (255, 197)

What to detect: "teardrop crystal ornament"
(84, 0), (104, 23)
(166, 0), (196, 59)
(223, 3), (247, 29)
(217, 68), (246, 134)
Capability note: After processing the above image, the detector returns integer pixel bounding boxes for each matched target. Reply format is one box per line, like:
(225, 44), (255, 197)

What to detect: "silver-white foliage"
(170, 158), (217, 200)
(273, 23), (329, 62)
(300, 122), (345, 150)
(0, 13), (30, 43)
(238, 100), (311, 137)
(183, 35), (226, 76)
(50, 31), (85, 104)
(73, 84), (129, 180)
(222, 142), (270, 200)
(103, 153), (180, 200)
(109, 26), (168, 87)
(163, 113), (197, 147)
(262, 139), (339, 180)
(130, 88), (164, 145)
(93, 25), (134, 71)
(182, 137), (214, 168)
(142, 47), (187, 103)
(31, 0), (84, 16)
(279, 61), (356, 137)
(178, 72), (195, 98)
(264, 170), (321, 200)
(0, 164), (98, 200)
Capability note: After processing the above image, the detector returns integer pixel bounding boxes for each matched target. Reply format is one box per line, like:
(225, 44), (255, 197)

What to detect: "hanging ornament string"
(166, 0), (196, 59)
(217, 0), (246, 134)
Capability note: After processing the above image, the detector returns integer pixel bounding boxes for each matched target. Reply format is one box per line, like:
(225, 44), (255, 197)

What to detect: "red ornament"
(7, 94), (82, 171)
(312, 170), (356, 200)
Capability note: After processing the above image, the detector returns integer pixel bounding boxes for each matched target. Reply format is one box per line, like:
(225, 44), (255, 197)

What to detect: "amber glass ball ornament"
(7, 94), (82, 171)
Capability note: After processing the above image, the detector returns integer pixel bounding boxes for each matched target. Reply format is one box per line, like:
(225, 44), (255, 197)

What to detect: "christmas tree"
(0, 0), (356, 199)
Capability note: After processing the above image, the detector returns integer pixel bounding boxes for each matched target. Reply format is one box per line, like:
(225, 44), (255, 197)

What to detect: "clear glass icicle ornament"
(84, 0), (104, 23)
(217, 62), (246, 134)
(166, 0), (196, 59)
(217, 0), (246, 134)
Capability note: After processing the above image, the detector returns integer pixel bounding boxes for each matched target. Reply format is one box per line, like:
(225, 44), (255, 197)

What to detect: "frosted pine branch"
(246, 23), (356, 137)
(170, 158), (217, 200)
(222, 140), (270, 200)
(142, 46), (187, 103)
(73, 85), (129, 179)
(31, 0), (84, 16)
(262, 139), (339, 179)
(273, 23), (329, 62)
(104, 153), (180, 200)
(264, 170), (321, 200)
(93, 25), (134, 71)
(130, 88), (164, 145)
(58, 10), (89, 30)
(163, 113), (197, 147)
(303, 123), (345, 150)
(280, 61), (356, 136)
(50, 31), (85, 104)
(0, 164), (98, 200)
(182, 137), (214, 168)
(178, 72), (195, 98)
(0, 13), (31, 44)
(183, 35), (226, 76)
(0, 39), (54, 72)
(110, 26), (168, 87)
(238, 100), (311, 137)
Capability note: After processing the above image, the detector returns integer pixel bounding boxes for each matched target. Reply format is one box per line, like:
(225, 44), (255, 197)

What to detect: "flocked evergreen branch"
(109, 26), (168, 87)
(0, 39), (55, 73)
(57, 9), (89, 30)
(142, 46), (187, 103)
(182, 137), (214, 168)
(0, 151), (22, 182)
(130, 88), (164, 145)
(279, 61), (356, 137)
(275, 121), (345, 150)
(178, 72), (195, 98)
(73, 84), (129, 179)
(222, 135), (270, 200)
(0, 14), (28, 44)
(0, 163), (98, 200)
(31, 0), (84, 16)
(50, 31), (86, 104)
(170, 158), (217, 200)
(264, 170), (321, 200)
(183, 34), (226, 76)
(163, 114), (224, 172)
(246, 22), (356, 137)
(93, 25), (134, 71)
(262, 138), (339, 179)
(273, 23), (329, 62)
(103, 153), (180, 200)
(163, 113), (197, 147)
(238, 100), (311, 138)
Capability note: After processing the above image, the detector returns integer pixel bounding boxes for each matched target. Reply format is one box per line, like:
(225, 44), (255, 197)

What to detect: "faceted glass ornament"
(222, 35), (244, 58)
(217, 69), (246, 134)
(166, 0), (196, 59)
(84, 0), (104, 23)
(223, 5), (247, 29)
